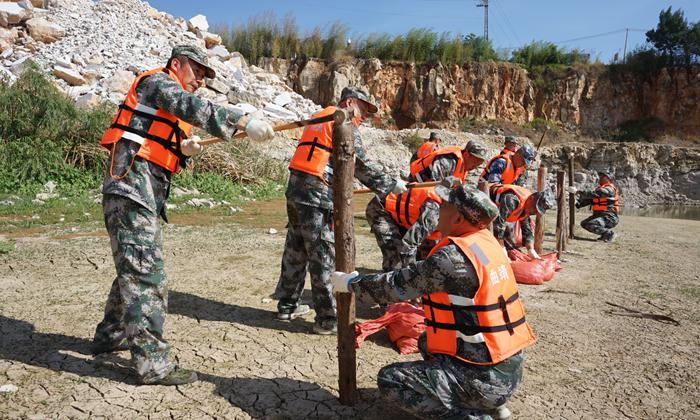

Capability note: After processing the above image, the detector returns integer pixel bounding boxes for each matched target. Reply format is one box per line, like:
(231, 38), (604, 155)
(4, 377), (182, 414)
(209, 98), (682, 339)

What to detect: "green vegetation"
(0, 64), (285, 229)
(400, 132), (424, 151)
(0, 62), (111, 195)
(0, 239), (15, 255)
(510, 41), (589, 69)
(213, 13), (497, 65)
(618, 7), (700, 73)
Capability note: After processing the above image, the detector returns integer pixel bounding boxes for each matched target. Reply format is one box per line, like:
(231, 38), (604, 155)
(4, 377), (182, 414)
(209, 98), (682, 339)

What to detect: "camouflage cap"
(171, 44), (215, 79)
(435, 184), (498, 227)
(534, 189), (555, 215)
(428, 131), (440, 140)
(516, 144), (537, 166)
(340, 86), (378, 113)
(463, 139), (487, 160)
(504, 135), (517, 145)
(597, 169), (614, 180)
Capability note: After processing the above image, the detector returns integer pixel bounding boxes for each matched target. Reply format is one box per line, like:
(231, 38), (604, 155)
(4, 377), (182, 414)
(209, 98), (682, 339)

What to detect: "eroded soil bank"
(1, 200), (699, 419)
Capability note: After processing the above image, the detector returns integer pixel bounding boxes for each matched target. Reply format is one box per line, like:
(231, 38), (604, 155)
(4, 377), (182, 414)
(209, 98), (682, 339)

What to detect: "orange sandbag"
(508, 249), (562, 285)
(355, 302), (426, 354)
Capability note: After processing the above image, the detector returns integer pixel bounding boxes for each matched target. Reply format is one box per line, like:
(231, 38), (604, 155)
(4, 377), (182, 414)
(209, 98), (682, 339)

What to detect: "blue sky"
(148, 0), (699, 62)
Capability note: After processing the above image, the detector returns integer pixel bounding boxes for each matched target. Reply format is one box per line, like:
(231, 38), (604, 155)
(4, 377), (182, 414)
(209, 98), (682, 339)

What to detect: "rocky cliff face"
(260, 57), (700, 137)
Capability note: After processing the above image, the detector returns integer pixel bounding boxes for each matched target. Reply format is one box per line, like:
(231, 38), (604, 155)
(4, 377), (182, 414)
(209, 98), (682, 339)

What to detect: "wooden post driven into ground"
(331, 107), (357, 406)
(534, 166), (547, 254)
(568, 153), (576, 240)
(555, 170), (567, 257)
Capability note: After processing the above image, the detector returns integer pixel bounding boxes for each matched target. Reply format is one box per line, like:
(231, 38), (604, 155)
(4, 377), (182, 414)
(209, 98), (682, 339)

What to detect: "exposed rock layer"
(260, 57), (700, 136)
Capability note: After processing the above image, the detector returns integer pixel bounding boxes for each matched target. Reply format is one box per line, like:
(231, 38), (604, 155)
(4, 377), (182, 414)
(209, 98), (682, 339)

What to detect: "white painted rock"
(209, 44), (229, 60)
(0, 3), (28, 27)
(102, 70), (134, 95)
(25, 17), (64, 43)
(53, 65), (85, 86)
(0, 384), (18, 394)
(273, 92), (292, 107)
(263, 102), (297, 121)
(187, 14), (208, 33)
(230, 102), (258, 115)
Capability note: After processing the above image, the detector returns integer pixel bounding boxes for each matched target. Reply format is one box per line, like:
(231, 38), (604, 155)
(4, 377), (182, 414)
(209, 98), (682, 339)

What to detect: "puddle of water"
(620, 205), (700, 221)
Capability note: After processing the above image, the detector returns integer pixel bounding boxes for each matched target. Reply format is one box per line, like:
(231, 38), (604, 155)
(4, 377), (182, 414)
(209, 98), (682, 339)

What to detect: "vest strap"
(425, 315), (526, 334)
(297, 137), (333, 161)
(423, 292), (519, 312)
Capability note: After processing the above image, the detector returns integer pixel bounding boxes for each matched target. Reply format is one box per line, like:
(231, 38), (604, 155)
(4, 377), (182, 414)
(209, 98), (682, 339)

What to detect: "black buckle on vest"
(499, 295), (515, 335)
(297, 137), (332, 161)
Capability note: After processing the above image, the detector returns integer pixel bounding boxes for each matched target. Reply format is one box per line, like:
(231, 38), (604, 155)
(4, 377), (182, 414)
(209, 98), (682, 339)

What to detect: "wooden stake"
(555, 170), (566, 258)
(331, 108), (357, 406)
(534, 166), (547, 254)
(568, 153), (576, 240)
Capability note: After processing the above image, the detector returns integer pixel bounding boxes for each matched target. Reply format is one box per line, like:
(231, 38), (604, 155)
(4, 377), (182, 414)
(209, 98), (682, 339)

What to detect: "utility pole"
(623, 28), (629, 63)
(476, 0), (489, 40)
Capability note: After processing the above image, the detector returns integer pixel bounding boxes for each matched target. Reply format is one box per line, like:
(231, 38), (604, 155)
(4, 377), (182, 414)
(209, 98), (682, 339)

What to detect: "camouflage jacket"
(400, 200), (440, 253)
(102, 70), (243, 215)
(409, 155), (459, 183)
(351, 242), (495, 363)
(579, 184), (619, 219)
(286, 125), (395, 210)
(481, 157), (525, 186)
(492, 192), (534, 247)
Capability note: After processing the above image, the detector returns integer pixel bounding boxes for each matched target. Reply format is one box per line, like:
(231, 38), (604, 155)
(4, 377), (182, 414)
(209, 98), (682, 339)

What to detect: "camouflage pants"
(366, 197), (438, 271)
(275, 201), (336, 323)
(580, 212), (619, 236)
(366, 197), (405, 271)
(94, 194), (173, 382)
(378, 353), (524, 419)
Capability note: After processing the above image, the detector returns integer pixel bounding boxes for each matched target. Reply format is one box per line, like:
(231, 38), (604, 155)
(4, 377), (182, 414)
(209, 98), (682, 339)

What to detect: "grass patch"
(399, 132), (424, 152)
(0, 239), (15, 254)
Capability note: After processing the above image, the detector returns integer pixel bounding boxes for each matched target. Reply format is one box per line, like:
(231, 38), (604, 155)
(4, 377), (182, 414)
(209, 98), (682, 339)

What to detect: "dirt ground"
(1, 197), (699, 419)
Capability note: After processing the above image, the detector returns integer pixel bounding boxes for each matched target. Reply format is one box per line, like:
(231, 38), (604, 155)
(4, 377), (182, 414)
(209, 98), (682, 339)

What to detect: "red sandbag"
(508, 249), (562, 285)
(513, 219), (536, 248)
(355, 303), (425, 354)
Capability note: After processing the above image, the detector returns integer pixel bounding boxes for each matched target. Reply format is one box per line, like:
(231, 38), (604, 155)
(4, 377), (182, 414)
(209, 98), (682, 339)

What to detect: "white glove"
(565, 186), (578, 194)
(331, 270), (359, 294)
(527, 246), (541, 260)
(181, 135), (203, 156)
(503, 246), (509, 258)
(392, 179), (408, 195)
(244, 117), (274, 142)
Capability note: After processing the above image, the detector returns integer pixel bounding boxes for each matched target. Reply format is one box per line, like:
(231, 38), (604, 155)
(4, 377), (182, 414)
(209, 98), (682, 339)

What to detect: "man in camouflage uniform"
(501, 135), (518, 155)
(572, 170), (620, 242)
(332, 185), (532, 419)
(274, 87), (404, 335)
(365, 189), (440, 271)
(409, 140), (488, 183)
(478, 144), (536, 187)
(491, 186), (554, 258)
(93, 45), (274, 385)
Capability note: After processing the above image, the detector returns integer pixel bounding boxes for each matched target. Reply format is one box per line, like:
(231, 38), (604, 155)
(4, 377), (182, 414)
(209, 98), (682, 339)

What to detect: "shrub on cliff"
(510, 41), (589, 69)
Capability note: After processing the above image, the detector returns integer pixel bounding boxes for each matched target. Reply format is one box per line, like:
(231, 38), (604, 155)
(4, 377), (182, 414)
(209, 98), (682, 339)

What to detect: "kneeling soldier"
(332, 184), (536, 419)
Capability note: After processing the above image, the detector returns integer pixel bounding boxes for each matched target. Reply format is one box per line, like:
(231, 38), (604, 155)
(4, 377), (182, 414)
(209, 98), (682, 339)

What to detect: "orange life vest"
(591, 181), (619, 213)
(100, 67), (193, 174)
(416, 141), (440, 160)
(288, 106), (337, 180)
(478, 153), (524, 185)
(385, 187), (442, 241)
(490, 184), (532, 222)
(422, 230), (536, 364)
(409, 146), (465, 182)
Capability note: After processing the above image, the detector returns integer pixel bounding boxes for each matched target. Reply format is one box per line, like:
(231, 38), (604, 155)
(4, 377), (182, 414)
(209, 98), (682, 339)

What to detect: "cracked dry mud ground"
(1, 198), (699, 419)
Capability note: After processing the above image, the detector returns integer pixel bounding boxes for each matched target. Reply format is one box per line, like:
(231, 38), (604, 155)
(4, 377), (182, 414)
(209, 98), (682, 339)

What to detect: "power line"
(554, 28), (646, 45)
(493, 0), (521, 46)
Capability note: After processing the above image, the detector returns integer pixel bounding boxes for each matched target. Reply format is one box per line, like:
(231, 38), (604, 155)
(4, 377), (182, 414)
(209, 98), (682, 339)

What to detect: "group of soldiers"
(92, 44), (621, 418)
